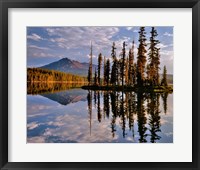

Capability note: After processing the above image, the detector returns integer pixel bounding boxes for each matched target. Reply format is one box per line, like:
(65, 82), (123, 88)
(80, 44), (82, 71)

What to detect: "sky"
(27, 26), (173, 74)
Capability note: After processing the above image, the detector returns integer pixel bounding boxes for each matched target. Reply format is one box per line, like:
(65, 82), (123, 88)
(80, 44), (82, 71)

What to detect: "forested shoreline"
(27, 68), (87, 83)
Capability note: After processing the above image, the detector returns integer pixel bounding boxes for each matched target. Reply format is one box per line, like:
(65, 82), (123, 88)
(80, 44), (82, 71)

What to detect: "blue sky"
(27, 26), (173, 74)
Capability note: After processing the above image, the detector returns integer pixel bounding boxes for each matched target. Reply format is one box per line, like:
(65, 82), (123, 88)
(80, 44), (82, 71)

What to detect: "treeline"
(88, 27), (170, 89)
(27, 68), (87, 82)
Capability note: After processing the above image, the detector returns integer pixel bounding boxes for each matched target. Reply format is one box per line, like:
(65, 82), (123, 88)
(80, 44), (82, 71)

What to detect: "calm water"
(27, 84), (173, 143)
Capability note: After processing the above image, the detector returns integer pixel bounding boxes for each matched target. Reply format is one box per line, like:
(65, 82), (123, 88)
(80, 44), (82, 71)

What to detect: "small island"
(82, 27), (173, 93)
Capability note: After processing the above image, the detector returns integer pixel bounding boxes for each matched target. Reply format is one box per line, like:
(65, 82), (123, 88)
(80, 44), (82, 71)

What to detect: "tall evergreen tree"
(87, 68), (91, 85)
(128, 40), (134, 86)
(121, 41), (127, 87)
(98, 53), (103, 85)
(133, 63), (137, 86)
(147, 27), (160, 86)
(146, 64), (150, 85)
(161, 65), (168, 87)
(137, 27), (147, 87)
(88, 42), (93, 85)
(125, 57), (129, 85)
(105, 59), (110, 86)
(103, 56), (106, 85)
(111, 42), (118, 85)
(155, 48), (161, 85)
(94, 68), (97, 85)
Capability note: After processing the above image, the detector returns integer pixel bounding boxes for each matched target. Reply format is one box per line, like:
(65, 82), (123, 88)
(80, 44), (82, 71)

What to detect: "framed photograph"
(0, 0), (199, 169)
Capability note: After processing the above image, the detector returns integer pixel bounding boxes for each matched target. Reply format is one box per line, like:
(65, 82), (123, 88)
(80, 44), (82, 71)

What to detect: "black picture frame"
(0, 0), (199, 169)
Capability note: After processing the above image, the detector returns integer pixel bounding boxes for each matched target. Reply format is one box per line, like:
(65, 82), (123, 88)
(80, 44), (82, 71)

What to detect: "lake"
(27, 83), (173, 143)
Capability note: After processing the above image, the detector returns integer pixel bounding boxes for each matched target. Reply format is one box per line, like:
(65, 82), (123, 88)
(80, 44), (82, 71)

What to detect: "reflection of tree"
(119, 92), (126, 138)
(137, 92), (147, 143)
(110, 91), (117, 138)
(161, 92), (168, 114)
(147, 93), (161, 143)
(93, 90), (97, 108)
(86, 90), (168, 143)
(97, 91), (102, 122)
(87, 90), (92, 136)
(127, 92), (136, 138)
(103, 91), (110, 119)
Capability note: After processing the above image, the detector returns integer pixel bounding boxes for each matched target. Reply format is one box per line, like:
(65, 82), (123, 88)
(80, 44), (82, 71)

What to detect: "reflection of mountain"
(40, 89), (88, 105)
(40, 57), (97, 76)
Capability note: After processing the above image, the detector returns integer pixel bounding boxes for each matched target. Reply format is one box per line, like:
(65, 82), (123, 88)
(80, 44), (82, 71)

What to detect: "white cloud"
(45, 27), (119, 52)
(163, 32), (173, 37)
(28, 44), (55, 58)
(28, 45), (49, 50)
(32, 52), (54, 58)
(27, 122), (40, 130)
(157, 43), (168, 49)
(160, 50), (173, 58)
(27, 33), (43, 41)
(126, 27), (139, 33)
(133, 29), (139, 33)
(126, 27), (133, 31)
(87, 54), (97, 58)
(50, 38), (66, 43)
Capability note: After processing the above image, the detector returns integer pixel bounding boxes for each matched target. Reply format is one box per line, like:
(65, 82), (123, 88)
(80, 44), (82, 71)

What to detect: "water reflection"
(27, 84), (173, 143)
(27, 82), (86, 95)
(86, 91), (168, 143)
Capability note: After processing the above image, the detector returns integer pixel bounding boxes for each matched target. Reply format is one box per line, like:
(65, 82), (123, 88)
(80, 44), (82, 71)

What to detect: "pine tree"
(111, 42), (117, 85)
(98, 53), (103, 85)
(137, 27), (147, 87)
(105, 59), (110, 86)
(87, 68), (91, 85)
(147, 27), (160, 86)
(133, 63), (137, 86)
(128, 40), (134, 86)
(155, 48), (161, 85)
(103, 56), (106, 85)
(120, 41), (127, 87)
(94, 68), (97, 85)
(125, 57), (129, 85)
(161, 65), (168, 87)
(146, 64), (150, 85)
(88, 42), (93, 85)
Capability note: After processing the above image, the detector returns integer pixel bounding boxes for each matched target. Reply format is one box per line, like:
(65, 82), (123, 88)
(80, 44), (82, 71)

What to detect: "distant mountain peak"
(58, 57), (68, 61)
(39, 57), (96, 76)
